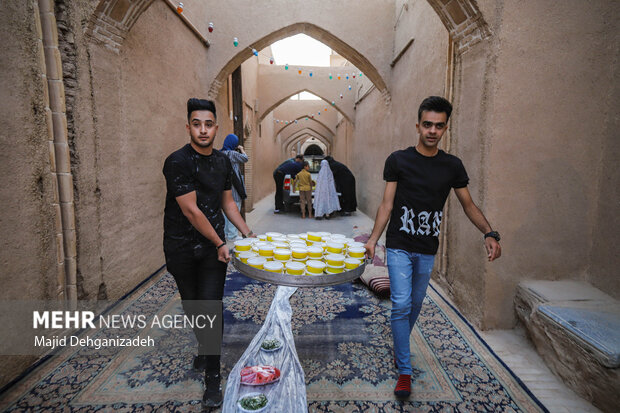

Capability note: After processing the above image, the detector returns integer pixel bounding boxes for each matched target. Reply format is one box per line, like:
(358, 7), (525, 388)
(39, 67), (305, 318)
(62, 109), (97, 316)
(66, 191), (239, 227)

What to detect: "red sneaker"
(394, 374), (411, 398)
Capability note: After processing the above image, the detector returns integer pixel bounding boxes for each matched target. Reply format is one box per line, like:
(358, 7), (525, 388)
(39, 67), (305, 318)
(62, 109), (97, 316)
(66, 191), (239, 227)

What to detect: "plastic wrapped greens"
(222, 286), (307, 412)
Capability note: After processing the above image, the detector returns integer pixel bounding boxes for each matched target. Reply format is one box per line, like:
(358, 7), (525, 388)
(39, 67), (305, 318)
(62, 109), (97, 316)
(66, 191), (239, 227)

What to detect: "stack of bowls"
(258, 244), (275, 260)
(247, 256), (267, 269)
(264, 260), (284, 273)
(235, 231), (365, 276)
(273, 248), (292, 263)
(285, 261), (305, 275)
(324, 253), (345, 274)
(234, 239), (253, 257)
(239, 251), (258, 263)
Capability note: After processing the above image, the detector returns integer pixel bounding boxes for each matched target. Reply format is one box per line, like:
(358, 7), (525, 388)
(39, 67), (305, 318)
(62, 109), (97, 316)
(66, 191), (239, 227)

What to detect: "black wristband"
(216, 242), (226, 250)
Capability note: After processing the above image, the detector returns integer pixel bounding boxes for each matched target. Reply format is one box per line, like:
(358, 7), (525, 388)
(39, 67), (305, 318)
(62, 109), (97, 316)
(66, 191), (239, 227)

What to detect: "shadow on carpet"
(0, 268), (547, 412)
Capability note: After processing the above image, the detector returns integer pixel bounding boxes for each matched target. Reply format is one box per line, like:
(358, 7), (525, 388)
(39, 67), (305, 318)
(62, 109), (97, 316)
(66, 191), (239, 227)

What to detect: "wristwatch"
(484, 231), (500, 242)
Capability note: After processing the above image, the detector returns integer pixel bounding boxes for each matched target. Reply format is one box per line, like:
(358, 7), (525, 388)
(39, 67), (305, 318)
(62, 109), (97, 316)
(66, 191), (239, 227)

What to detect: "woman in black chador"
(324, 155), (357, 215)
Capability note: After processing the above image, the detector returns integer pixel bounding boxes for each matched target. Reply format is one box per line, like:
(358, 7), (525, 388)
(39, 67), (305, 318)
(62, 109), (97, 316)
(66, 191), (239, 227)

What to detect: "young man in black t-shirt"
(364, 96), (501, 399)
(163, 98), (254, 407)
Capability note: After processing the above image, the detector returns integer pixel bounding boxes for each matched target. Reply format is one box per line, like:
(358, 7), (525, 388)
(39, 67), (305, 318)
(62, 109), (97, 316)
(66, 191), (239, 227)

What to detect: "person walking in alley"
(163, 98), (255, 408)
(364, 96), (501, 399)
(294, 161), (315, 218)
(273, 154), (304, 213)
(324, 155), (357, 216)
(313, 159), (340, 219)
(221, 133), (248, 240)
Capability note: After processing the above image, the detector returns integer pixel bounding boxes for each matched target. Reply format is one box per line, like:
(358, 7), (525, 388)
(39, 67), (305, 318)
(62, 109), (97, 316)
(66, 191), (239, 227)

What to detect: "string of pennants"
(176, 2), (364, 125)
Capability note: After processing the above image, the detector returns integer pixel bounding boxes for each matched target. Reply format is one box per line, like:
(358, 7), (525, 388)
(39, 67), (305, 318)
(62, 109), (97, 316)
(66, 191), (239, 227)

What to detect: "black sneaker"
(193, 355), (208, 371)
(202, 371), (223, 407)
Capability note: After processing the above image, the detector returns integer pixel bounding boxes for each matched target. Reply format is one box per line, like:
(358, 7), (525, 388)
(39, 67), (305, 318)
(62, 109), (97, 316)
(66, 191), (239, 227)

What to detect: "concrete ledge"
(515, 280), (620, 413)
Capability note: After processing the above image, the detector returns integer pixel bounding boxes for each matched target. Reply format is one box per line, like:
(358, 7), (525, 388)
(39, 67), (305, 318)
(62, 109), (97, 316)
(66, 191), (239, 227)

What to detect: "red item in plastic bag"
(240, 365), (281, 385)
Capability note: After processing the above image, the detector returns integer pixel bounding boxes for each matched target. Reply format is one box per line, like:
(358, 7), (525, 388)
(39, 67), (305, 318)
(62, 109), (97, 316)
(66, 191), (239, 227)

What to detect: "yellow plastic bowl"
(285, 261), (305, 275)
(266, 232), (283, 241)
(239, 251), (257, 263)
(325, 253), (345, 267)
(307, 246), (323, 258)
(258, 244), (275, 257)
(234, 239), (253, 251)
(264, 261), (284, 273)
(347, 246), (365, 258)
(326, 265), (345, 274)
(289, 242), (307, 251)
(273, 248), (292, 261)
(247, 257), (266, 269)
(291, 247), (308, 259)
(326, 241), (345, 254)
(257, 234), (267, 241)
(344, 258), (362, 269)
(306, 260), (326, 275)
(307, 232), (322, 242)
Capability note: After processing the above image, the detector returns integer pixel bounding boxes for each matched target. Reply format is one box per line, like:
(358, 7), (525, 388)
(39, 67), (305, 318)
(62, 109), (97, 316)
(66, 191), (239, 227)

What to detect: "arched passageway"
(276, 116), (335, 138)
(283, 128), (332, 155)
(258, 75), (355, 124)
(303, 144), (324, 155)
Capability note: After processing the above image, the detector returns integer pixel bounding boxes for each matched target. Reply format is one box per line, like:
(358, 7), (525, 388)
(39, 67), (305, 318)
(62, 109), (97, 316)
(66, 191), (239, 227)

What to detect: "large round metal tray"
(231, 253), (366, 287)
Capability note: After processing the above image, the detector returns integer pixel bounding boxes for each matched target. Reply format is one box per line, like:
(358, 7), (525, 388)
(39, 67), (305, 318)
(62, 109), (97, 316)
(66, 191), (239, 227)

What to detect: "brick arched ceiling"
(285, 131), (331, 157)
(259, 82), (353, 125)
(283, 127), (332, 150)
(276, 116), (335, 137)
(207, 22), (390, 103)
(87, 0), (490, 88)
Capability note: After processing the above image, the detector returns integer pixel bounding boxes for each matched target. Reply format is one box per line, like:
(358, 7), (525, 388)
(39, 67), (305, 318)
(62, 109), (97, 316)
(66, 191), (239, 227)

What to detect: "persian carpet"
(0, 267), (547, 412)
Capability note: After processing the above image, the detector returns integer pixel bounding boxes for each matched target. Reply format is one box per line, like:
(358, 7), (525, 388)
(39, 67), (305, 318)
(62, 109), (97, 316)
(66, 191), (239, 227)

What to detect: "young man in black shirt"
(364, 96), (501, 398)
(163, 98), (254, 407)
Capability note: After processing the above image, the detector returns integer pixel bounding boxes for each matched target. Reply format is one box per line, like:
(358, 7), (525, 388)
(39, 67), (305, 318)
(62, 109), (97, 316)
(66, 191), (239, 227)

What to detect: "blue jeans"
(224, 200), (241, 240)
(387, 248), (435, 375)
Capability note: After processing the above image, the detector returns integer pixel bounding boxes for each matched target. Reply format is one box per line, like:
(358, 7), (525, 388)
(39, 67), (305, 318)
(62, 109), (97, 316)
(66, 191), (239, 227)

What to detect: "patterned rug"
(0, 267), (547, 412)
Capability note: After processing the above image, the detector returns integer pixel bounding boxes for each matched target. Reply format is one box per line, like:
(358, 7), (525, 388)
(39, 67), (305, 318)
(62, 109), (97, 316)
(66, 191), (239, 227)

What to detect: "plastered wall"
(73, 1), (215, 299)
(442, 0), (620, 328)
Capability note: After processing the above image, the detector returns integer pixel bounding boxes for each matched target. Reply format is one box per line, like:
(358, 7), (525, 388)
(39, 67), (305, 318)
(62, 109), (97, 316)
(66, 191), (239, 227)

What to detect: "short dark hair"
(418, 96), (452, 121)
(295, 155), (304, 161)
(303, 161), (309, 167)
(187, 98), (216, 121)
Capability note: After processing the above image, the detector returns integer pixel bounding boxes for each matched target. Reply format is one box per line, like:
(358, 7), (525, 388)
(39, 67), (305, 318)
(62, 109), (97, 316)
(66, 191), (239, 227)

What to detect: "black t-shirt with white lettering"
(163, 144), (232, 258)
(384, 146), (469, 255)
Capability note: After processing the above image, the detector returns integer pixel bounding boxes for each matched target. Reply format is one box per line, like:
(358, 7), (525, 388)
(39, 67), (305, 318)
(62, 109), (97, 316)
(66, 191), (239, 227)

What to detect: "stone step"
(515, 280), (620, 413)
